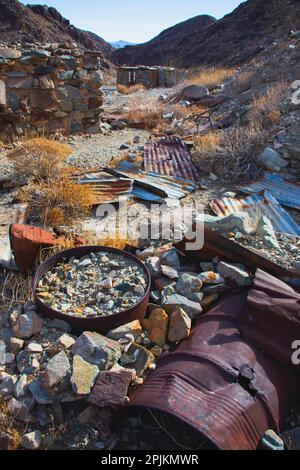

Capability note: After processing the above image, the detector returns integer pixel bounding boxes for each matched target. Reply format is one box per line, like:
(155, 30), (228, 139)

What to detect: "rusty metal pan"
(239, 268), (300, 370)
(144, 136), (199, 181)
(175, 227), (300, 288)
(32, 246), (150, 335)
(125, 285), (300, 450)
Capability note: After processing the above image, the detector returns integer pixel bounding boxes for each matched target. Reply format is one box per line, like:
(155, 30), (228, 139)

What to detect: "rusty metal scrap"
(143, 136), (199, 181)
(126, 275), (299, 450)
(239, 269), (300, 370)
(175, 227), (300, 288)
(210, 191), (300, 236)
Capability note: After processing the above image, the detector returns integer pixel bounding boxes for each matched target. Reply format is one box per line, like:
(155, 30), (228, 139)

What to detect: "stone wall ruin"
(0, 43), (104, 140)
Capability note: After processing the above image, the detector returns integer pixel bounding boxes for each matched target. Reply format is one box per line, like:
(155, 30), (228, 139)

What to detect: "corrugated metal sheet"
(239, 269), (300, 371)
(71, 170), (133, 205)
(144, 136), (199, 181)
(210, 191), (300, 236)
(107, 161), (197, 201)
(126, 273), (300, 450)
(238, 173), (300, 210)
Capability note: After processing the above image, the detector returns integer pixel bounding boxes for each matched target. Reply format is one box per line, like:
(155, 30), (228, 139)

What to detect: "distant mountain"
(0, 0), (114, 67)
(110, 40), (137, 49)
(114, 0), (300, 67)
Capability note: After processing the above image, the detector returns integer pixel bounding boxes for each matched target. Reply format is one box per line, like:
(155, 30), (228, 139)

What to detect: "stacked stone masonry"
(0, 43), (104, 139)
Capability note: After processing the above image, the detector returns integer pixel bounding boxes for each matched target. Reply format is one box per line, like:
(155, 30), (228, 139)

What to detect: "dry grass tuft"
(124, 105), (163, 130)
(235, 71), (257, 93)
(117, 84), (146, 94)
(193, 124), (267, 182)
(8, 137), (72, 183)
(248, 81), (289, 129)
(183, 67), (235, 91)
(0, 403), (21, 450)
(19, 176), (93, 226)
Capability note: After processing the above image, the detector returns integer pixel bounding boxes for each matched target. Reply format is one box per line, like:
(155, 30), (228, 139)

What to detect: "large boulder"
(258, 147), (289, 172)
(181, 84), (209, 101)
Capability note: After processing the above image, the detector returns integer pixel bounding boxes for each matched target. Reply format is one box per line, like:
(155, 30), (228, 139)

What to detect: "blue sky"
(22, 1), (245, 43)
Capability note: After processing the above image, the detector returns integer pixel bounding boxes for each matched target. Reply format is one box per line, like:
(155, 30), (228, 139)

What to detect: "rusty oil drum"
(32, 246), (151, 335)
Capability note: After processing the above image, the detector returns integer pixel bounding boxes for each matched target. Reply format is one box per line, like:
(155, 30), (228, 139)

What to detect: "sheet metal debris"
(126, 272), (299, 450)
(71, 170), (133, 205)
(107, 161), (197, 202)
(0, 204), (27, 268)
(239, 269), (300, 370)
(237, 173), (300, 210)
(144, 136), (199, 181)
(175, 227), (300, 287)
(210, 191), (300, 236)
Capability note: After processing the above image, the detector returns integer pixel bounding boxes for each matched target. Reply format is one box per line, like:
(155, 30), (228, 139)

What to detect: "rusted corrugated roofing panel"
(237, 173), (300, 210)
(210, 191), (300, 236)
(72, 171), (133, 205)
(126, 274), (299, 450)
(107, 161), (197, 200)
(144, 136), (199, 181)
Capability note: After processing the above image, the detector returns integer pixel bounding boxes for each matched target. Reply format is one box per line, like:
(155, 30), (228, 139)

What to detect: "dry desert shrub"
(183, 67), (235, 91)
(124, 104), (163, 129)
(193, 124), (267, 182)
(248, 81), (289, 129)
(117, 84), (146, 94)
(235, 71), (257, 93)
(8, 137), (72, 183)
(19, 176), (93, 226)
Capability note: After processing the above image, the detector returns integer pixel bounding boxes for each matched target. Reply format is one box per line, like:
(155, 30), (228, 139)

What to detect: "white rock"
(21, 431), (42, 450)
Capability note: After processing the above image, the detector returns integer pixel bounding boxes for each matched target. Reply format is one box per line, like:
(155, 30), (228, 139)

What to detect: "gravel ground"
(65, 129), (150, 169)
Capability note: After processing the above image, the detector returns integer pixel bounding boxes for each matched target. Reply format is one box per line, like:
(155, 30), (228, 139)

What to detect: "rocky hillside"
(113, 14), (216, 66)
(114, 0), (300, 67)
(0, 0), (114, 63)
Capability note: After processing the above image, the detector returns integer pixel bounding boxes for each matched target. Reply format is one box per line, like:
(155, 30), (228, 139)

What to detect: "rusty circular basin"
(33, 246), (150, 335)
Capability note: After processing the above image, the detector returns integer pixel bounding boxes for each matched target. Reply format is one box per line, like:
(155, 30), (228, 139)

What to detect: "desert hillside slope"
(114, 0), (300, 67)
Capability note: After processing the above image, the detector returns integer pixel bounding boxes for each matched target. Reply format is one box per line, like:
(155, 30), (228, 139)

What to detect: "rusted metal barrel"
(125, 286), (300, 450)
(32, 246), (151, 335)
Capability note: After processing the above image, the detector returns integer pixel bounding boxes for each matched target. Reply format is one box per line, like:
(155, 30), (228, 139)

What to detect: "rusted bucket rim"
(32, 245), (151, 321)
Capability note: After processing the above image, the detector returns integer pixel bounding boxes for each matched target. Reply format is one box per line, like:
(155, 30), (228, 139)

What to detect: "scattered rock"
(181, 84), (209, 101)
(107, 321), (142, 342)
(258, 147), (289, 172)
(198, 272), (224, 285)
(142, 308), (169, 347)
(176, 273), (202, 298)
(0, 431), (15, 450)
(72, 332), (122, 370)
(120, 344), (154, 376)
(217, 262), (252, 287)
(44, 351), (71, 390)
(160, 249), (181, 271)
(49, 333), (76, 355)
(7, 397), (32, 422)
(163, 294), (203, 319)
(20, 431), (42, 450)
(161, 265), (179, 280)
(77, 405), (97, 425)
(88, 369), (134, 408)
(9, 337), (24, 354)
(71, 355), (99, 395)
(168, 307), (191, 343)
(13, 312), (43, 339)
